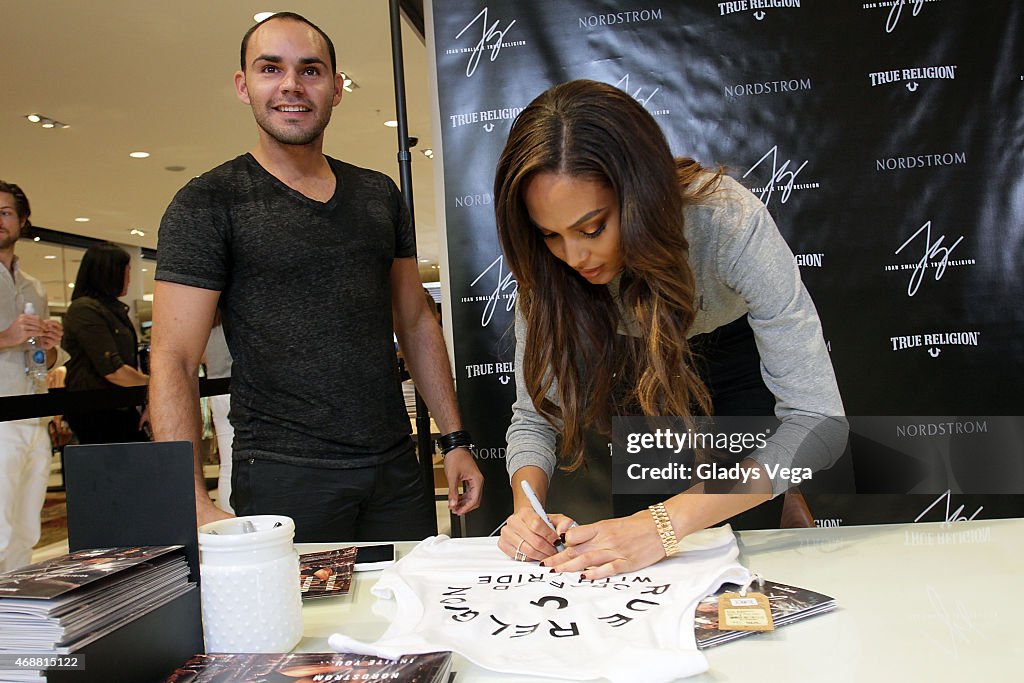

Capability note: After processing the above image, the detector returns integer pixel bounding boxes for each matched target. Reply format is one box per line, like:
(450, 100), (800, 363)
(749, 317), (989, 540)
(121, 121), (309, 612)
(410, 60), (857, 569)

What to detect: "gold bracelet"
(648, 503), (680, 558)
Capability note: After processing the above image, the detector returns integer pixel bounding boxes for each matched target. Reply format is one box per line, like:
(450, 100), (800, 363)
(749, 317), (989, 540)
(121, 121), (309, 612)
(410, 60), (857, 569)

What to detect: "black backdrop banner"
(425, 0), (1024, 534)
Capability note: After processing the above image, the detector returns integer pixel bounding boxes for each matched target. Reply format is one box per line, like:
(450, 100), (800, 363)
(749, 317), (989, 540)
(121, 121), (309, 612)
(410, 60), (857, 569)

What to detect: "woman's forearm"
(663, 458), (772, 539)
(104, 364), (149, 387)
(511, 465), (551, 511)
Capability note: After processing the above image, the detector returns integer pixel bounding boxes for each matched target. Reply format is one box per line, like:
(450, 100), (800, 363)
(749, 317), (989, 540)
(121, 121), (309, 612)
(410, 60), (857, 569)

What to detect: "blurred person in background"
(204, 313), (234, 513)
(62, 242), (150, 444)
(0, 180), (65, 571)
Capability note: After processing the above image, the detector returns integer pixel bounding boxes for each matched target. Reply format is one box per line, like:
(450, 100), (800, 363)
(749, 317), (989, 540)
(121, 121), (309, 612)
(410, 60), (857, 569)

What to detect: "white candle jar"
(198, 515), (303, 653)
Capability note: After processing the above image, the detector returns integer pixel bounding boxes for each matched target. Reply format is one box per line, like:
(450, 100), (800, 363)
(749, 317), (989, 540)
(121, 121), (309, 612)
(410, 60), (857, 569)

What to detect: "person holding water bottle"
(0, 180), (65, 571)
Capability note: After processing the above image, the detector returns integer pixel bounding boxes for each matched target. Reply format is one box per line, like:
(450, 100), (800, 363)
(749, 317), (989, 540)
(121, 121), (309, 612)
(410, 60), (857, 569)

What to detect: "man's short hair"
(0, 179), (31, 227)
(240, 12), (337, 73)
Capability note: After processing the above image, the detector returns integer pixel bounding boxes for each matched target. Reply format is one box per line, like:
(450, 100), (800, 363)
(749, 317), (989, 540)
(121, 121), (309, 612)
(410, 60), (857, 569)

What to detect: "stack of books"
(694, 579), (836, 648)
(0, 546), (194, 681)
(164, 651), (453, 682)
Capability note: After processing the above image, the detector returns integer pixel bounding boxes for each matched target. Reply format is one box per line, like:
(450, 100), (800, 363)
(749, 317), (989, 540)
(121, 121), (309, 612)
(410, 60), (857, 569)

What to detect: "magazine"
(163, 651), (453, 683)
(0, 546), (194, 658)
(299, 548), (357, 600)
(694, 579), (836, 648)
(0, 546), (182, 600)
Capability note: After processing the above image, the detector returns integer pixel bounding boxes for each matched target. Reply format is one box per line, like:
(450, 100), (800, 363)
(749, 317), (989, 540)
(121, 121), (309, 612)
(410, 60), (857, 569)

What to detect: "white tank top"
(329, 526), (748, 682)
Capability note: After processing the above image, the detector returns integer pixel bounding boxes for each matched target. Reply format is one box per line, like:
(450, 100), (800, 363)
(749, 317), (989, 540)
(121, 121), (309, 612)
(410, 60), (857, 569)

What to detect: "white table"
(296, 518), (1022, 681)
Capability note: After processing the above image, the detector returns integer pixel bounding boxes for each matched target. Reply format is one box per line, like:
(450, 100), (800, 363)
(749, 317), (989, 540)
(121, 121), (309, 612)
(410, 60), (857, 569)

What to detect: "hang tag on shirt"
(717, 591), (774, 631)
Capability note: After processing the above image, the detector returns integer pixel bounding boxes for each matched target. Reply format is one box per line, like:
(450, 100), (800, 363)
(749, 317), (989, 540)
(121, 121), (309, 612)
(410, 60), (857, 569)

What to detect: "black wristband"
(437, 430), (474, 455)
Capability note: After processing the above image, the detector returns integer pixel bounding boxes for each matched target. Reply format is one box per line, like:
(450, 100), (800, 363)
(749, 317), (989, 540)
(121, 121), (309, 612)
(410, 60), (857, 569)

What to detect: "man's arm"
(390, 258), (483, 514)
(149, 280), (229, 526)
(1, 315), (64, 369)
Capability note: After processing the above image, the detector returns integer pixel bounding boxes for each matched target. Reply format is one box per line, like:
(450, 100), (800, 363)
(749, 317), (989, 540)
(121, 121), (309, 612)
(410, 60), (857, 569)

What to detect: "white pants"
(209, 394), (234, 513)
(0, 418), (51, 572)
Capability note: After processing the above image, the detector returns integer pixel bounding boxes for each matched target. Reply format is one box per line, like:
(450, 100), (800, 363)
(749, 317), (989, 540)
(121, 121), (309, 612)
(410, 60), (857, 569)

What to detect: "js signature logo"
(926, 585), (984, 658)
(742, 145), (808, 207)
(455, 8), (518, 78)
(614, 75), (661, 111)
(885, 0), (925, 34)
(914, 489), (982, 524)
(469, 254), (518, 327)
(894, 220), (964, 297)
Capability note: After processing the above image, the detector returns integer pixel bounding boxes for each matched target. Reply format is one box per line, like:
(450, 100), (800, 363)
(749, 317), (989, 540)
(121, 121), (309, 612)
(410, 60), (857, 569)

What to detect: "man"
(0, 180), (64, 571)
(150, 13), (483, 541)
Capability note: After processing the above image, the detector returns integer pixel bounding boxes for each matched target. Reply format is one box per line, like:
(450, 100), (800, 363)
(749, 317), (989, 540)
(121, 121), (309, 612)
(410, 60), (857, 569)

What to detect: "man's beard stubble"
(253, 104), (332, 147)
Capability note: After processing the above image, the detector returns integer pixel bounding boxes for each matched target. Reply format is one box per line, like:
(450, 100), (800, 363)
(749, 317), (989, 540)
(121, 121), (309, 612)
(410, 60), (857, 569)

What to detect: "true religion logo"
(436, 572), (674, 640)
(717, 0), (802, 21)
(867, 65), (957, 93)
(794, 253), (824, 268)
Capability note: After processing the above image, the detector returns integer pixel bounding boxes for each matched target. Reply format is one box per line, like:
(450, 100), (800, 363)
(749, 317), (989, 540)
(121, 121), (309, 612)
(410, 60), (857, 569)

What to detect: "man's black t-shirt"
(156, 153), (416, 467)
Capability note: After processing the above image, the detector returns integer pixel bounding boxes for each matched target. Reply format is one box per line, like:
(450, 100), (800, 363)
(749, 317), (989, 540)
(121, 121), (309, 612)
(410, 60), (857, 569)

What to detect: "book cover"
(694, 579), (836, 648)
(0, 546), (183, 600)
(298, 548), (357, 600)
(163, 651), (453, 683)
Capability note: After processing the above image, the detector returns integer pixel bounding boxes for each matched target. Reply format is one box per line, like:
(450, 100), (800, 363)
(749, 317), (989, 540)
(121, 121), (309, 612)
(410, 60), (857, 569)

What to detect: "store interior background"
(5, 0), (441, 315)
(3, 1), (451, 558)
(16, 0), (1019, 554)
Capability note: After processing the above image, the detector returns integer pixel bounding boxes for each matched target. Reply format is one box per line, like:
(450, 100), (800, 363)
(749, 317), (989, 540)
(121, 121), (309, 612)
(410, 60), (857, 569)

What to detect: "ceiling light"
(141, 268), (149, 272)
(33, 237), (40, 242)
(68, 283), (74, 288)
(129, 151), (150, 159)
(419, 258), (430, 262)
(25, 113), (68, 128)
(421, 149), (434, 159)
(253, 11), (277, 22)
(339, 71), (358, 92)
(129, 228), (146, 237)
(74, 217), (90, 222)
(44, 255), (57, 260)
(384, 120), (398, 128)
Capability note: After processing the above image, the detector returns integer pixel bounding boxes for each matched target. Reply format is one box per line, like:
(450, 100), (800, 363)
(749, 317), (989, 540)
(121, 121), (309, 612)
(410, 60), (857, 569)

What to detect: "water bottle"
(23, 302), (48, 394)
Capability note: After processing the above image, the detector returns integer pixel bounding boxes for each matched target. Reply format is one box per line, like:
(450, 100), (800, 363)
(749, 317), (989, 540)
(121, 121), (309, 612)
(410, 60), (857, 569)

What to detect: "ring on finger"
(514, 539), (527, 562)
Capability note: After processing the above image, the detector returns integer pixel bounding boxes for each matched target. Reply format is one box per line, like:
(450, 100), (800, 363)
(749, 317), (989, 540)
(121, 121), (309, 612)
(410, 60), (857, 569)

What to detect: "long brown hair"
(494, 80), (719, 471)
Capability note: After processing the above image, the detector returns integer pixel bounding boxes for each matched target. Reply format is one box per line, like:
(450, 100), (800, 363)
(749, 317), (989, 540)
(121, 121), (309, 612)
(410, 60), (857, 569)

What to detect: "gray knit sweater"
(504, 175), (847, 496)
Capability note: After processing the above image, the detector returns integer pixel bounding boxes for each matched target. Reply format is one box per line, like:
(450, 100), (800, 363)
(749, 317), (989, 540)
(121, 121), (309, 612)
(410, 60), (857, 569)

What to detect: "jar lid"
(198, 515), (295, 551)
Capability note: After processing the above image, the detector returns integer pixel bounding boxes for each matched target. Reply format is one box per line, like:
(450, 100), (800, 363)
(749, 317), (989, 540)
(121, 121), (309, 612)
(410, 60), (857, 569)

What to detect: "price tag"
(717, 591), (774, 631)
